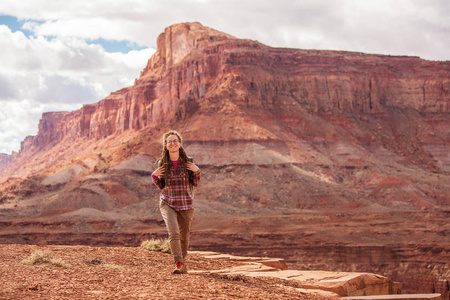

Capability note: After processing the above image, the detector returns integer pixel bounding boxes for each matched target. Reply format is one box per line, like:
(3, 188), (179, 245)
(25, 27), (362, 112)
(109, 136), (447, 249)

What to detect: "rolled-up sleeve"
(189, 170), (201, 187)
(152, 176), (165, 190)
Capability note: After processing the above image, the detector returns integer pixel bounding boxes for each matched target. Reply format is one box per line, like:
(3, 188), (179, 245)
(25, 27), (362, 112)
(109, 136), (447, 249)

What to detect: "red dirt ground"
(0, 244), (336, 300)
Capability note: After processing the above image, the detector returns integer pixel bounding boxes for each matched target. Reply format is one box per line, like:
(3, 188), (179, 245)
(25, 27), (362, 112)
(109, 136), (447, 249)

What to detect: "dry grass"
(140, 238), (171, 253)
(81, 257), (124, 270)
(22, 250), (69, 268)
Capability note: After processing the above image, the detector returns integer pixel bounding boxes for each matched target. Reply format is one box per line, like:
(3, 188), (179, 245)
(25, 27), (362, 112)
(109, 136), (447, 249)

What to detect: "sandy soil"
(0, 244), (334, 300)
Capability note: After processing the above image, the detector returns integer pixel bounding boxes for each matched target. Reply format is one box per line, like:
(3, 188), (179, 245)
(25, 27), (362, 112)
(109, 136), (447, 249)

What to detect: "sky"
(0, 0), (449, 154)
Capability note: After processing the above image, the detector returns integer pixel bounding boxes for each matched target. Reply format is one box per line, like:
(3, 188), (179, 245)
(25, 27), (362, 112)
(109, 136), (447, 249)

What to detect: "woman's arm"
(187, 162), (201, 187)
(152, 166), (166, 189)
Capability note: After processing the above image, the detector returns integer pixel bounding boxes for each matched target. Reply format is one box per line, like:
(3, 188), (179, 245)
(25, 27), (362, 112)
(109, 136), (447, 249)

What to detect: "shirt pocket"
(166, 171), (188, 194)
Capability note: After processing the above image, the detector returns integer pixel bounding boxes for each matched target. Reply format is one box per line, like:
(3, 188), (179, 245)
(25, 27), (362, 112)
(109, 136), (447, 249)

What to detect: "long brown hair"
(158, 131), (194, 192)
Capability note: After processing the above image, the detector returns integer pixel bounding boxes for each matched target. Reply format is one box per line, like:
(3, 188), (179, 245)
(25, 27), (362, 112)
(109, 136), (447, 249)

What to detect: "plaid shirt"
(153, 162), (201, 211)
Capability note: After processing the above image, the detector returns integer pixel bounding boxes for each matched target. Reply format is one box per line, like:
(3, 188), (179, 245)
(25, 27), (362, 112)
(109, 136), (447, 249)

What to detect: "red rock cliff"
(0, 152), (18, 174)
(7, 22), (449, 158)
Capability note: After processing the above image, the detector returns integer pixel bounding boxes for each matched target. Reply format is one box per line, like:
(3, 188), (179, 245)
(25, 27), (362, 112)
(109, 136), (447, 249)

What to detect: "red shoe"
(173, 261), (183, 274)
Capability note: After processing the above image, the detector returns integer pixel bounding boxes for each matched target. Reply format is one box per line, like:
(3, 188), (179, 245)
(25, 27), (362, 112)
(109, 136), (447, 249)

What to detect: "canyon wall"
(2, 22), (449, 172)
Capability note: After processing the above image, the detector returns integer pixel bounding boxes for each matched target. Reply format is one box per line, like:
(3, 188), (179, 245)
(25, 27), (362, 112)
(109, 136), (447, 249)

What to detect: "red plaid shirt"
(152, 161), (200, 211)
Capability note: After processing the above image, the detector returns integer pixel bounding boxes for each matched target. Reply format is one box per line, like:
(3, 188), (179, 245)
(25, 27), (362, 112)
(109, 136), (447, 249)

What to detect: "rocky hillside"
(0, 22), (449, 298)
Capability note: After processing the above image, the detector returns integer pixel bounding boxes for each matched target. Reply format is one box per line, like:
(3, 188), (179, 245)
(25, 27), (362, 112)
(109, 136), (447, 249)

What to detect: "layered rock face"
(4, 22), (450, 162)
(0, 22), (449, 297)
(0, 152), (18, 174)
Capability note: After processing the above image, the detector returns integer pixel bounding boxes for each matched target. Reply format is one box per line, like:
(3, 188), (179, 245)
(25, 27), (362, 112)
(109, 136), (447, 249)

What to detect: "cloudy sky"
(0, 0), (449, 154)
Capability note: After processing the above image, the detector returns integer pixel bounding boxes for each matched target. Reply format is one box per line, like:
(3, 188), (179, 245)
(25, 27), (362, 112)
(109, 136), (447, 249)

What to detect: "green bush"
(140, 238), (171, 253)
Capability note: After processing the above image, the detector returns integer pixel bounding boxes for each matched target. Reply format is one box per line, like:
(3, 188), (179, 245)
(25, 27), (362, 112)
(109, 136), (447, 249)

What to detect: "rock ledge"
(190, 251), (441, 300)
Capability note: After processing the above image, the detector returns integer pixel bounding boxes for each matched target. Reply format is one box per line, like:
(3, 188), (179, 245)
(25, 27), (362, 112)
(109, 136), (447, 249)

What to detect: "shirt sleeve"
(152, 175), (165, 189)
(189, 169), (201, 187)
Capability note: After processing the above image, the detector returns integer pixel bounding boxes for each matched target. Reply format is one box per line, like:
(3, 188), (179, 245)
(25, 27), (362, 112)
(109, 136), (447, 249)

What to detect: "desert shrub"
(140, 238), (171, 253)
(22, 250), (68, 268)
(82, 257), (103, 265)
(81, 257), (124, 269)
(102, 263), (124, 270)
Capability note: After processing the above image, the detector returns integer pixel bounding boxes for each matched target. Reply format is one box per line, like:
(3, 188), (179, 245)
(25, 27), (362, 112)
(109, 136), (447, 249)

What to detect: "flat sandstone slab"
(192, 251), (403, 297)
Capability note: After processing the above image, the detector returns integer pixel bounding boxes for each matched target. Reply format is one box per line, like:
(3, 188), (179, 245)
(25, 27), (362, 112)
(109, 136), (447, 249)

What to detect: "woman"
(151, 130), (201, 274)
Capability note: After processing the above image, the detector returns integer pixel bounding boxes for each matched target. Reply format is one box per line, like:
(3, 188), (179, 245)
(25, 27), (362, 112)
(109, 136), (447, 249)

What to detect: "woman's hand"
(186, 162), (200, 172)
(152, 166), (165, 177)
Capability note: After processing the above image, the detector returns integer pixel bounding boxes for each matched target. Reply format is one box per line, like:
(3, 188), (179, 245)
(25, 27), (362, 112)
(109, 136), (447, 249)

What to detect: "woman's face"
(165, 134), (181, 153)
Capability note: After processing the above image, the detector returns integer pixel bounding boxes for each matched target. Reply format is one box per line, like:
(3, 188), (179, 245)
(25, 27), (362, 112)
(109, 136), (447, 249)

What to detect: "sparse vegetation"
(81, 257), (124, 269)
(140, 238), (171, 253)
(22, 250), (68, 268)
(82, 257), (103, 265)
(102, 263), (124, 270)
(22, 250), (125, 270)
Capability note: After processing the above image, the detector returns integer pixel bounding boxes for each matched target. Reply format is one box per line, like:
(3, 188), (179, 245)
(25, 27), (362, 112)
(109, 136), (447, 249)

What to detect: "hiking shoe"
(172, 261), (183, 274)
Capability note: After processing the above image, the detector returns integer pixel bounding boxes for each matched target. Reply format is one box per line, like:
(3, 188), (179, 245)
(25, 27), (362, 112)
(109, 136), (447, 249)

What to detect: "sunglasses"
(166, 139), (180, 145)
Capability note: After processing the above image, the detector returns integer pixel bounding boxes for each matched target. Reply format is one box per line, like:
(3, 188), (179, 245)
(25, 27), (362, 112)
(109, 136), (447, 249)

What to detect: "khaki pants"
(159, 201), (194, 263)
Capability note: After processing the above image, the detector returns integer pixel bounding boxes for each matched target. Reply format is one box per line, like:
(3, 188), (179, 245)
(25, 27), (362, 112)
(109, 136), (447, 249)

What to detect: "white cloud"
(0, 25), (155, 102)
(0, 24), (155, 154)
(2, 0), (449, 60)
